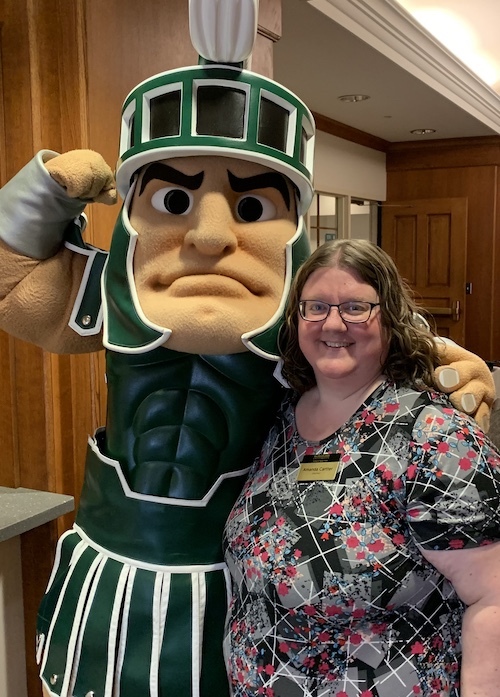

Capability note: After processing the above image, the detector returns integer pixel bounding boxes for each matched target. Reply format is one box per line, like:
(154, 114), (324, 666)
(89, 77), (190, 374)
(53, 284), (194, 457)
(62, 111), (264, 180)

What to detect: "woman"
(224, 240), (500, 697)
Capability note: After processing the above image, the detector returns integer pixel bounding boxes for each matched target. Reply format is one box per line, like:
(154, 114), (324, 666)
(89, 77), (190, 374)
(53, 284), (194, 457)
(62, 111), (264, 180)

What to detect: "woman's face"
(297, 265), (389, 389)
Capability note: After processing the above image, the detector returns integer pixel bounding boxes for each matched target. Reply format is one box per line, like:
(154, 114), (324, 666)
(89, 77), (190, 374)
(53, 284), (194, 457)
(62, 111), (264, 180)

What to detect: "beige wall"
(313, 130), (387, 201)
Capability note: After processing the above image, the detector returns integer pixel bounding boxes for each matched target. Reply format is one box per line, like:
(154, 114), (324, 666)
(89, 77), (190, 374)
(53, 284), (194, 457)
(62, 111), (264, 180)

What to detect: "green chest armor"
(76, 347), (284, 565)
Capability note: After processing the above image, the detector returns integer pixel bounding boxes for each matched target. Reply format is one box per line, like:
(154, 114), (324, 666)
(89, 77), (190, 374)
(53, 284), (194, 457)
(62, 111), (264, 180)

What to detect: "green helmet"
(103, 1), (315, 358)
(115, 62), (315, 217)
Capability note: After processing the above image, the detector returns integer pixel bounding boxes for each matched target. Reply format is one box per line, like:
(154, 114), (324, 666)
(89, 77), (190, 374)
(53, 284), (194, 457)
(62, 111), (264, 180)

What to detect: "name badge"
(297, 453), (341, 482)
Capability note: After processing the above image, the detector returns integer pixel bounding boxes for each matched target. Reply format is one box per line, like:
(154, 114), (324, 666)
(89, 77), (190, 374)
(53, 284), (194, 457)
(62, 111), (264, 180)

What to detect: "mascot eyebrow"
(228, 170), (291, 210)
(138, 162), (291, 211)
(139, 162), (205, 195)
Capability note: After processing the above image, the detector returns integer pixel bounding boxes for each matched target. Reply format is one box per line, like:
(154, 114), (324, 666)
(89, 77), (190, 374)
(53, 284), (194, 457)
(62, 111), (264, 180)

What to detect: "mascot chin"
(0, 1), (494, 695)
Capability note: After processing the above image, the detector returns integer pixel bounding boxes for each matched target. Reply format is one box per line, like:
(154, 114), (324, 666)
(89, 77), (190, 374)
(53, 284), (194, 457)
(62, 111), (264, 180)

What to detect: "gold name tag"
(297, 453), (341, 482)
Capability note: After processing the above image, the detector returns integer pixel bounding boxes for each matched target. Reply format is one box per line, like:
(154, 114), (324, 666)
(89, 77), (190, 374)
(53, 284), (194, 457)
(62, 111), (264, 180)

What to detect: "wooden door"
(381, 198), (468, 344)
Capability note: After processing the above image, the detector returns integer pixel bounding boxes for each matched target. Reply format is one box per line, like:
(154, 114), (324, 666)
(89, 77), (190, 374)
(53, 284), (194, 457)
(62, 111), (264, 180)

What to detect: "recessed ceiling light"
(338, 94), (370, 103)
(410, 128), (436, 135)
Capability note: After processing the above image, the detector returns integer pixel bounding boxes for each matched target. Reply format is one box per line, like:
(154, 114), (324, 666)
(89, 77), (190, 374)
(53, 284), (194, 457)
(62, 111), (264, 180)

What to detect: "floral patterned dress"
(224, 381), (500, 697)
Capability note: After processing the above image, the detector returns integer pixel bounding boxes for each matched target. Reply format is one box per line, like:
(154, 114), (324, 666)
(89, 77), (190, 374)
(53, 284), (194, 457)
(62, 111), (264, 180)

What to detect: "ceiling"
(273, 0), (500, 144)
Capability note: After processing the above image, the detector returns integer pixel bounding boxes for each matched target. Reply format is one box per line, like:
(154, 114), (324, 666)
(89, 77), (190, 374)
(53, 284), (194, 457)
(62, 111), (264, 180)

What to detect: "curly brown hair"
(279, 239), (440, 394)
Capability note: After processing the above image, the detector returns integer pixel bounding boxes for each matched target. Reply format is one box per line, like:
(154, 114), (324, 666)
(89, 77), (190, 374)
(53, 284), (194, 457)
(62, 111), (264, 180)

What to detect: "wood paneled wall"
(386, 137), (500, 361)
(0, 2), (281, 694)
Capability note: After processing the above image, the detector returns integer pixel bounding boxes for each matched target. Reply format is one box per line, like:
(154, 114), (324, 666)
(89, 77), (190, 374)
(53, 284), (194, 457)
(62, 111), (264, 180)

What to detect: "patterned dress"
(224, 381), (500, 697)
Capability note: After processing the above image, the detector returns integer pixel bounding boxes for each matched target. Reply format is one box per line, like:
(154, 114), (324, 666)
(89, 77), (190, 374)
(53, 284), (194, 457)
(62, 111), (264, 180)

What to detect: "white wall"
(313, 130), (387, 201)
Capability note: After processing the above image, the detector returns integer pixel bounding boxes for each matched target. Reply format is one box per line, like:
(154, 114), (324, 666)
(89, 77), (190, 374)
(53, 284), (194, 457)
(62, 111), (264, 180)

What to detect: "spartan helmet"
(114, 1), (315, 217)
(103, 0), (315, 357)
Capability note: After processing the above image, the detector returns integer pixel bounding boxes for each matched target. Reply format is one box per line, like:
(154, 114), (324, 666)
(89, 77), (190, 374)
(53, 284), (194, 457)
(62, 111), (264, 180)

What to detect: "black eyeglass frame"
(298, 300), (380, 324)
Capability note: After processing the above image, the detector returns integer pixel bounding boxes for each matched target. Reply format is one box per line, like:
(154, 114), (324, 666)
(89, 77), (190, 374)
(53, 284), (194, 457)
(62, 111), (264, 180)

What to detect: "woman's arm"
(421, 543), (500, 697)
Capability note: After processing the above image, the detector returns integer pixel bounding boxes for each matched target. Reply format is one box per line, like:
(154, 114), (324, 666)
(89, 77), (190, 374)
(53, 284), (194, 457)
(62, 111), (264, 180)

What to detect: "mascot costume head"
(103, 0), (315, 358)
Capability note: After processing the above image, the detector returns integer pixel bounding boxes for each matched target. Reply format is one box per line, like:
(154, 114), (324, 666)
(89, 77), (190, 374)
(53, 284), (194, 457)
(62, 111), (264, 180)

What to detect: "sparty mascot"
(0, 1), (493, 696)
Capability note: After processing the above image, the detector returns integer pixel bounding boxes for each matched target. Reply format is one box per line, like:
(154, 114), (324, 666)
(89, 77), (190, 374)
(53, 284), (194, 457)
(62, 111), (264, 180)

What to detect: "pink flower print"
(393, 477), (403, 490)
(432, 636), (443, 649)
(422, 442), (431, 451)
(326, 605), (343, 616)
(261, 551), (270, 562)
(304, 605), (317, 616)
(361, 691), (374, 697)
(459, 457), (472, 470)
(352, 522), (361, 531)
(347, 536), (359, 548)
(262, 511), (272, 520)
(350, 633), (362, 645)
(437, 442), (449, 454)
(449, 538), (465, 549)
(353, 608), (365, 618)
(356, 551), (366, 559)
(382, 469), (393, 480)
(293, 549), (302, 559)
(321, 532), (330, 541)
(279, 642), (289, 653)
(329, 503), (343, 516)
(277, 582), (289, 596)
(392, 533), (405, 546)
(264, 664), (275, 675)
(365, 413), (376, 425)
(411, 641), (425, 655)
(385, 402), (399, 413)
(275, 517), (285, 527)
(285, 566), (297, 577)
(318, 631), (330, 642)
(336, 692), (349, 697)
(367, 539), (384, 552)
(407, 464), (418, 479)
(412, 686), (421, 694)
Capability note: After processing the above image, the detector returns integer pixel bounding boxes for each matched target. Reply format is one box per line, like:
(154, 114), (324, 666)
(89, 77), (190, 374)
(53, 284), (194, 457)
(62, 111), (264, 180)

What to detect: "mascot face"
(128, 155), (297, 355)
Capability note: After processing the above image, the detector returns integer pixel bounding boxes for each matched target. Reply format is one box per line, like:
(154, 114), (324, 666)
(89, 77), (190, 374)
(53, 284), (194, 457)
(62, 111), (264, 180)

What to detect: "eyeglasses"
(298, 300), (380, 323)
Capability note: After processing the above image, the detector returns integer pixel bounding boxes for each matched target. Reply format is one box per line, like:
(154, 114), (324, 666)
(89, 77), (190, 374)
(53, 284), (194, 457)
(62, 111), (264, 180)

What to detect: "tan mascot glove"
(45, 149), (117, 205)
(435, 339), (495, 432)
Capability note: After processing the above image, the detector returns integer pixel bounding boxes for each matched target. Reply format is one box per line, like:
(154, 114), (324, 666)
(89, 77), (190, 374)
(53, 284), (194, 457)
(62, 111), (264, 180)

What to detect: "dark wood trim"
(387, 135), (500, 170)
(312, 111), (389, 153)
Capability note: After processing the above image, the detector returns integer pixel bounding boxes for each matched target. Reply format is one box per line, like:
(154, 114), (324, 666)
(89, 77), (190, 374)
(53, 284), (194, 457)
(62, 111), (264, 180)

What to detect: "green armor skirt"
(36, 435), (244, 697)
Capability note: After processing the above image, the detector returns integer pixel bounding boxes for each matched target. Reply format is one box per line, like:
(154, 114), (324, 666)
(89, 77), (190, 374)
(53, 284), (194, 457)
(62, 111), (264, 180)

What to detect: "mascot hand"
(45, 150), (117, 205)
(435, 340), (495, 432)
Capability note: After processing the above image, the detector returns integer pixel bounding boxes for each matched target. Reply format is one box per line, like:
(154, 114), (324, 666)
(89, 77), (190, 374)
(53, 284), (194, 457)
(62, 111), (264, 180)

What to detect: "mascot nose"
(185, 192), (238, 256)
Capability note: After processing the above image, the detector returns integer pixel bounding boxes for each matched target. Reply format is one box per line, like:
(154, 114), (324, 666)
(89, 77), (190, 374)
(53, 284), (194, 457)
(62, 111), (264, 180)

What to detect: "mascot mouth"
(153, 273), (263, 298)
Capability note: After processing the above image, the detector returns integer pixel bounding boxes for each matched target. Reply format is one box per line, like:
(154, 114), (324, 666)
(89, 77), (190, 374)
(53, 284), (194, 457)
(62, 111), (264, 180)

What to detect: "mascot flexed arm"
(0, 1), (493, 696)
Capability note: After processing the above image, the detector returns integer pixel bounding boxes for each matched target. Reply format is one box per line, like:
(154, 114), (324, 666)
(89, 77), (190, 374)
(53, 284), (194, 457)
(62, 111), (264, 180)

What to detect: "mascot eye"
(235, 195), (276, 223)
(151, 187), (193, 215)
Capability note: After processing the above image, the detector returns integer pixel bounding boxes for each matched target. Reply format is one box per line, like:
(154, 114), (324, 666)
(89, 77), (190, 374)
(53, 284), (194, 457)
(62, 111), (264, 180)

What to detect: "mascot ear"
(435, 339), (495, 433)
(189, 0), (258, 64)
